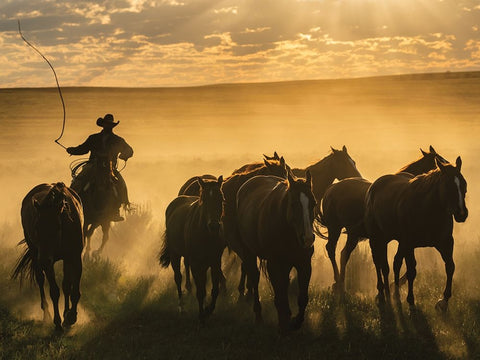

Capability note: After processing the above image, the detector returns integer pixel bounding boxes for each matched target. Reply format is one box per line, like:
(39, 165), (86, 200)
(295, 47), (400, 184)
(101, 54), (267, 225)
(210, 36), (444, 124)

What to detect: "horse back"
(178, 175), (217, 196)
(165, 195), (199, 255)
(365, 174), (412, 239)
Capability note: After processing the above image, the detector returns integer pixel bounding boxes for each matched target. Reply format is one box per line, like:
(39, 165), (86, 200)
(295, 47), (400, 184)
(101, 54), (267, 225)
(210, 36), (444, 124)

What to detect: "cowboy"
(67, 114), (133, 222)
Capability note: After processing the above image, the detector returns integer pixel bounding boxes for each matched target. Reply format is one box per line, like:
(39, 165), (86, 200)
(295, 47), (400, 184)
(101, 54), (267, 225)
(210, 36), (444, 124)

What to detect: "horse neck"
(408, 171), (446, 212)
(293, 156), (335, 201)
(397, 158), (431, 176)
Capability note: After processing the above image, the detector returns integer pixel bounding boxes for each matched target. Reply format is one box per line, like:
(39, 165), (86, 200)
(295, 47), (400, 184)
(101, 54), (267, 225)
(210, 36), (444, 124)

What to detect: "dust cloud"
(1, 73), (479, 311)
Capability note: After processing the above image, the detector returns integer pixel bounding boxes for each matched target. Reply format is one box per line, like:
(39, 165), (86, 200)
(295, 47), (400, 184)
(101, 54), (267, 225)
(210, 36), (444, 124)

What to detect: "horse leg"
(405, 248), (417, 307)
(43, 259), (62, 331)
(205, 255), (222, 316)
(267, 259), (292, 334)
(291, 254), (312, 331)
(63, 255), (82, 327)
(436, 238), (455, 313)
(171, 255), (184, 312)
(94, 222), (110, 256)
(339, 233), (360, 288)
(326, 226), (341, 287)
(380, 241), (390, 297)
(244, 254), (262, 323)
(191, 263), (207, 325)
(369, 237), (386, 302)
(237, 261), (247, 298)
(184, 258), (192, 293)
(83, 224), (93, 259)
(392, 246), (404, 296)
(62, 261), (72, 323)
(34, 258), (51, 322)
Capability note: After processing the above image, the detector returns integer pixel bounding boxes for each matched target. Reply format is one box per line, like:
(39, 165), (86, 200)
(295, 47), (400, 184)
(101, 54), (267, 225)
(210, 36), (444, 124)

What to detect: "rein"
(18, 19), (67, 150)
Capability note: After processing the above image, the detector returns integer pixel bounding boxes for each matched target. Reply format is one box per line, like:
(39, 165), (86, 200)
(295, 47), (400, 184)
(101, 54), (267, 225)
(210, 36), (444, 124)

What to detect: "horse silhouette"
(12, 182), (84, 331)
(236, 172), (316, 333)
(320, 146), (449, 291)
(160, 176), (225, 324)
(365, 156), (467, 310)
(71, 159), (117, 258)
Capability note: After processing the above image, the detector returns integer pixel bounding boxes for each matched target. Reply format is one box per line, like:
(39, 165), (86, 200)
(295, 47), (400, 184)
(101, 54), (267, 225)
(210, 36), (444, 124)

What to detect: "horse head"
(328, 145), (361, 180)
(262, 156), (288, 178)
(436, 156), (468, 223)
(33, 183), (69, 240)
(198, 176), (225, 234)
(286, 170), (317, 249)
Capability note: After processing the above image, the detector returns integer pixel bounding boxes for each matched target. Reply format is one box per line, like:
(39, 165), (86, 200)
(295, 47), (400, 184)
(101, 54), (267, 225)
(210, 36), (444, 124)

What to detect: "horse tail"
(11, 239), (36, 286)
(159, 231), (171, 268)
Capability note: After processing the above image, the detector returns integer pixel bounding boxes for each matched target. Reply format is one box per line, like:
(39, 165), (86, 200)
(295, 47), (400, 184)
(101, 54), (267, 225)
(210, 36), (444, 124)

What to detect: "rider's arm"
(67, 136), (93, 155)
(118, 139), (133, 161)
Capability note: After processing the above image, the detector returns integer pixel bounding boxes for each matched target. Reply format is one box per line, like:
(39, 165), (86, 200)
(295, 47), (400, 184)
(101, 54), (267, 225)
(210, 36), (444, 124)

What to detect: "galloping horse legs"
(62, 260), (72, 323)
(267, 259), (292, 334)
(205, 255), (222, 316)
(292, 255), (312, 330)
(436, 237), (455, 312)
(326, 226), (341, 286)
(369, 237), (387, 301)
(393, 247), (405, 295)
(339, 232), (360, 286)
(244, 254), (262, 323)
(238, 261), (247, 297)
(191, 263), (208, 325)
(33, 253), (51, 322)
(63, 254), (82, 326)
(171, 255), (184, 311)
(405, 248), (417, 307)
(184, 258), (192, 293)
(96, 221), (111, 255)
(42, 258), (62, 331)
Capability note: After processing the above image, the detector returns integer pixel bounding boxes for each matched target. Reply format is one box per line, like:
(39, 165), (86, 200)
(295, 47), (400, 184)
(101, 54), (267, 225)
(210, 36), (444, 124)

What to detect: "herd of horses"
(11, 146), (468, 334)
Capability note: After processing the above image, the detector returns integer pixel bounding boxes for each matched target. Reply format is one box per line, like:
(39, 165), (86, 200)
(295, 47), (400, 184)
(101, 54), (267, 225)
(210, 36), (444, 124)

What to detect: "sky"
(1, 0), (480, 87)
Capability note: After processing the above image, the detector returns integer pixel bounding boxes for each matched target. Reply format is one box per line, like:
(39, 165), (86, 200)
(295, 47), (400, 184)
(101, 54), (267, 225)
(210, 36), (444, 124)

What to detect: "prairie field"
(1, 72), (480, 359)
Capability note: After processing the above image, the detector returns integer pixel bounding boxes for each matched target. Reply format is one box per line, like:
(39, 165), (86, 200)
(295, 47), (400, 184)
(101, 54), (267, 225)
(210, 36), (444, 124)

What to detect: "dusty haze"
(1, 72), (479, 300)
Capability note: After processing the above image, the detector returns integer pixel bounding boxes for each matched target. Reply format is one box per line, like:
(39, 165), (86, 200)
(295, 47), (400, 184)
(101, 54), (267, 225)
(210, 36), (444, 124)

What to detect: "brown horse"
(365, 157), (467, 310)
(160, 176), (225, 324)
(12, 182), (84, 331)
(320, 146), (448, 291)
(71, 159), (118, 258)
(231, 152), (282, 175)
(236, 172), (316, 333)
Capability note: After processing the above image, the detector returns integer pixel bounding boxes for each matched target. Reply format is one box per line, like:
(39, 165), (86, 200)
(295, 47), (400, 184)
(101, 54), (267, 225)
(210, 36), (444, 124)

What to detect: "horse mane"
(294, 151), (333, 174)
(408, 168), (443, 196)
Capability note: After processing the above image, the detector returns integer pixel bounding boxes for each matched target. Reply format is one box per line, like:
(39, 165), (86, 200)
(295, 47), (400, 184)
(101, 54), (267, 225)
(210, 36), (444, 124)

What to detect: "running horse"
(236, 172), (316, 333)
(12, 182), (84, 331)
(320, 146), (448, 291)
(71, 158), (117, 258)
(365, 157), (467, 310)
(160, 176), (225, 324)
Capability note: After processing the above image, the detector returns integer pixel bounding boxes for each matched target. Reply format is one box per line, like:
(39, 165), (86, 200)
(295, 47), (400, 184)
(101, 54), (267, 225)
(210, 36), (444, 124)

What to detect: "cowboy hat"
(96, 113), (119, 128)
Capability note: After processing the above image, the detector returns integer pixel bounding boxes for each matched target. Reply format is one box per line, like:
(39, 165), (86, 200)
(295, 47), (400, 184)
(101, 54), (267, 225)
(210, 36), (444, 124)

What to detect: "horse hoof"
(375, 294), (386, 305)
(62, 310), (78, 327)
(435, 299), (448, 313)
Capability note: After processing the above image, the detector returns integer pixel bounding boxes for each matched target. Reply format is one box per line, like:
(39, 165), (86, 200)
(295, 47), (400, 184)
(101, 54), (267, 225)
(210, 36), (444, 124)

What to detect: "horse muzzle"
(302, 233), (315, 249)
(454, 207), (468, 223)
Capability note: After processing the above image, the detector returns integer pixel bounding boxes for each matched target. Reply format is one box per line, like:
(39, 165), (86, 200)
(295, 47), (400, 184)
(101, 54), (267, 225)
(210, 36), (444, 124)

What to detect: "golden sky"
(1, 0), (480, 87)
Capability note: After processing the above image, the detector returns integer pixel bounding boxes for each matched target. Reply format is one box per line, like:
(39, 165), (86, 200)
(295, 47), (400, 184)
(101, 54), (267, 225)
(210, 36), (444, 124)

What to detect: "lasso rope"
(18, 19), (67, 149)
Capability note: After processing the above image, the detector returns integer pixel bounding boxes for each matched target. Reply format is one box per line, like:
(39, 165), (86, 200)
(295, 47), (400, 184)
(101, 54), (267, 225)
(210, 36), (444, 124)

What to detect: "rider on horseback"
(67, 114), (133, 222)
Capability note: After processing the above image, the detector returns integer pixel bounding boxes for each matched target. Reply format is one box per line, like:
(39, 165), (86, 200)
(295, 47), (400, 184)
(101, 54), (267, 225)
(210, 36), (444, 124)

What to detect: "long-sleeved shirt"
(68, 130), (133, 168)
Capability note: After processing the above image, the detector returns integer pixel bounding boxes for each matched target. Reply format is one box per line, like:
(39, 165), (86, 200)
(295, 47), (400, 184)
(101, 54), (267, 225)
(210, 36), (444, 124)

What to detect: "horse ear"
(420, 148), (428, 156)
(274, 151), (279, 160)
(280, 156), (285, 167)
(263, 159), (270, 168)
(436, 158), (446, 172)
(429, 145), (437, 154)
(456, 156), (462, 171)
(342, 145), (348, 153)
(217, 175), (223, 185)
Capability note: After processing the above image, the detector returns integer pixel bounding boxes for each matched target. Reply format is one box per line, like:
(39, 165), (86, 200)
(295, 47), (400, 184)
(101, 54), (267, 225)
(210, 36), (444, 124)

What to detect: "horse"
(364, 156), (467, 310)
(159, 176), (225, 324)
(71, 158), (118, 258)
(12, 182), (84, 331)
(177, 156), (289, 295)
(236, 172), (316, 333)
(231, 152), (282, 175)
(320, 146), (449, 291)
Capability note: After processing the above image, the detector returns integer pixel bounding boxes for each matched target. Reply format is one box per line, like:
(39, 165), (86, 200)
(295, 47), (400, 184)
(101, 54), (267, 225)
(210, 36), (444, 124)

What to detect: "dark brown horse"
(12, 182), (84, 331)
(231, 152), (282, 175)
(236, 172), (316, 333)
(71, 159), (117, 258)
(365, 157), (467, 310)
(160, 176), (225, 324)
(320, 146), (448, 291)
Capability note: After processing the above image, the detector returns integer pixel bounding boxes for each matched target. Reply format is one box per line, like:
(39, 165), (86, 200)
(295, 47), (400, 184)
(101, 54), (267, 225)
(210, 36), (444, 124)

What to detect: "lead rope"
(18, 19), (67, 150)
